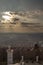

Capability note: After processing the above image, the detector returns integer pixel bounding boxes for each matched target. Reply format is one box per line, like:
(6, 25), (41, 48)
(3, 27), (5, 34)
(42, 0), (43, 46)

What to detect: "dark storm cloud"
(0, 0), (43, 11)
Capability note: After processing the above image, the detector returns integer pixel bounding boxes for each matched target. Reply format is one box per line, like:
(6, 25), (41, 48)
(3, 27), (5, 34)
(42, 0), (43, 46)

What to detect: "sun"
(2, 15), (10, 20)
(1, 11), (12, 23)
(2, 11), (11, 20)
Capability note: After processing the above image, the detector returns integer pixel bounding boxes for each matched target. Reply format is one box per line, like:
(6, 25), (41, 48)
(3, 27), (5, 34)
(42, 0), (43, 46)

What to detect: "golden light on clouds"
(3, 12), (10, 15)
(0, 10), (43, 33)
(2, 11), (14, 23)
(1, 10), (43, 24)
(2, 15), (10, 20)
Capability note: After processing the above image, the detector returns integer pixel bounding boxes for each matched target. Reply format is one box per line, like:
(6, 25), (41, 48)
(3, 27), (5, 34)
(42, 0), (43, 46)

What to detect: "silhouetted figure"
(32, 43), (40, 63)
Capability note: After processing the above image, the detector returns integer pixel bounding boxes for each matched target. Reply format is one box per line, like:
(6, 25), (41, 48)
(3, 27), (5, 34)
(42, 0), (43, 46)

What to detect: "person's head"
(34, 43), (39, 49)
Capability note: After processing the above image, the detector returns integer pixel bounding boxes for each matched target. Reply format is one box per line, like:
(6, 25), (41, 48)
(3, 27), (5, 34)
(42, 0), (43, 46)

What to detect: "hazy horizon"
(0, 33), (43, 47)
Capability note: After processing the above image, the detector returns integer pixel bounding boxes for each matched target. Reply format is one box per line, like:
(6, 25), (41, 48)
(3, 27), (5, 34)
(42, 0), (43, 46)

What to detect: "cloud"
(1, 10), (43, 24)
(0, 10), (43, 33)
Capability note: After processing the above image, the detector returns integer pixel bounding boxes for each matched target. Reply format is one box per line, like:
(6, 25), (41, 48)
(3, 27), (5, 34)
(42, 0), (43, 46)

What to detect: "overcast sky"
(0, 0), (43, 33)
(0, 0), (43, 24)
(0, 0), (43, 11)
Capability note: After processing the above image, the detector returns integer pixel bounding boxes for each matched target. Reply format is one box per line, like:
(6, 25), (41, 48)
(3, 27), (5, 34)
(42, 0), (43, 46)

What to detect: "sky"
(0, 0), (43, 33)
(0, 0), (43, 46)
(0, 0), (43, 11)
(0, 0), (43, 21)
